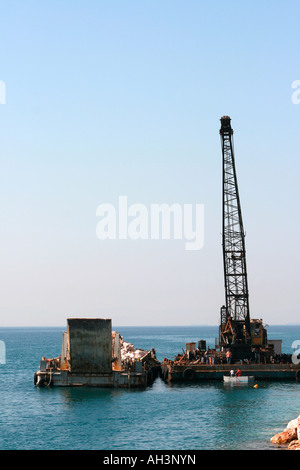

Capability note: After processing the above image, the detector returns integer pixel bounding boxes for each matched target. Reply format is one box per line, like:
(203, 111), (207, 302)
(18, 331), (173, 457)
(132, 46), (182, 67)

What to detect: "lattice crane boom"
(219, 116), (251, 352)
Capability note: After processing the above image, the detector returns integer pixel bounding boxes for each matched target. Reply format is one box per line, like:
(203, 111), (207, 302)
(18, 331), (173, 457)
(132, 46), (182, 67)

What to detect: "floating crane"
(219, 116), (267, 361)
(160, 116), (297, 380)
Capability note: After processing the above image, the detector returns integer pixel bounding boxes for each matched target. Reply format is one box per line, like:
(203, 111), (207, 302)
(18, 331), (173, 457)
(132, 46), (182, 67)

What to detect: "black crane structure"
(219, 116), (252, 359)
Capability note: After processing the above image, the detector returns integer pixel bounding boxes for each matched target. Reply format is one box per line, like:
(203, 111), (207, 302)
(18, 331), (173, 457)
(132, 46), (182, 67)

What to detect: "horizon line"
(1, 323), (300, 328)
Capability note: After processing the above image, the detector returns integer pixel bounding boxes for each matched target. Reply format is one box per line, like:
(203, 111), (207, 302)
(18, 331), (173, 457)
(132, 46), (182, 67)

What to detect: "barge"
(157, 117), (296, 383)
(162, 362), (300, 382)
(34, 318), (160, 388)
(161, 338), (300, 382)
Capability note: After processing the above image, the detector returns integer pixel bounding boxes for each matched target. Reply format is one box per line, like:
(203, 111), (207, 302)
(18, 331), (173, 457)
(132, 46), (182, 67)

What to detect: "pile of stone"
(271, 415), (300, 450)
(118, 336), (147, 362)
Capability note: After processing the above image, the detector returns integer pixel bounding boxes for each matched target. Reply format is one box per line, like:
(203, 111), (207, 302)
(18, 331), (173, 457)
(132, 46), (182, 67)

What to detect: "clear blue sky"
(0, 0), (299, 326)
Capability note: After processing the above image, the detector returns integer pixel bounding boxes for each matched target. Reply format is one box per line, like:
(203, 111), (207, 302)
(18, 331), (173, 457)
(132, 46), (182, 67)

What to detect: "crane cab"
(250, 319), (268, 348)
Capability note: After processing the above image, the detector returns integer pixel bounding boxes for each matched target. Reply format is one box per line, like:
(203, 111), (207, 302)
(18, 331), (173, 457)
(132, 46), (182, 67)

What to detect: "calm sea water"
(0, 324), (300, 450)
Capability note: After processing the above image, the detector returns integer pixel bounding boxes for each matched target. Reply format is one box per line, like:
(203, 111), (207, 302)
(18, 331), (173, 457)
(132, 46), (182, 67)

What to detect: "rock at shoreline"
(288, 440), (300, 450)
(271, 428), (298, 445)
(271, 415), (300, 450)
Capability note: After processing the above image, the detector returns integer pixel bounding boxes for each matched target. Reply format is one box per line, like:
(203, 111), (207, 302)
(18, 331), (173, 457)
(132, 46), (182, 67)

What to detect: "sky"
(0, 0), (299, 327)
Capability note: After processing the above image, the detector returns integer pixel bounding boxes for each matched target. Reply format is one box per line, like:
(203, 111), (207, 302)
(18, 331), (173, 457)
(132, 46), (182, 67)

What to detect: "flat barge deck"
(161, 362), (300, 382)
(35, 369), (149, 388)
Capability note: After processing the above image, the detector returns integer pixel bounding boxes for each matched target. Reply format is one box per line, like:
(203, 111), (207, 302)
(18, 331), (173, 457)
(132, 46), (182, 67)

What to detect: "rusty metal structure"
(219, 116), (254, 359)
(160, 116), (300, 381)
(34, 318), (160, 388)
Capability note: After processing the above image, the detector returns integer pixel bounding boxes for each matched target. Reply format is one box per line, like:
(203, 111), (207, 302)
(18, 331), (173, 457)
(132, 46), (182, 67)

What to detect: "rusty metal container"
(198, 340), (206, 351)
(67, 318), (112, 374)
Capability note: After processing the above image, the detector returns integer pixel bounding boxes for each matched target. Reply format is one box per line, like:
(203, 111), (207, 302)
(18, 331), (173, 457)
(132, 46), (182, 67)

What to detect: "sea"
(0, 324), (300, 451)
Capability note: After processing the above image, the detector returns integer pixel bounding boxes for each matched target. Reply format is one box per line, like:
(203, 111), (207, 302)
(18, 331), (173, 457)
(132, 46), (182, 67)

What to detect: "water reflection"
(35, 381), (150, 406)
